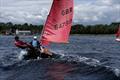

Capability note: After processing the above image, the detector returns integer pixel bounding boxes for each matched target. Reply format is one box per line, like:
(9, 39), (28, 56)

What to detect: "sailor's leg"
(39, 47), (51, 55)
(43, 48), (53, 56)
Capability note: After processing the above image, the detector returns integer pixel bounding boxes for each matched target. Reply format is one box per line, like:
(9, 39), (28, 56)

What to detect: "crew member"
(30, 36), (40, 48)
(30, 36), (53, 57)
(14, 36), (30, 49)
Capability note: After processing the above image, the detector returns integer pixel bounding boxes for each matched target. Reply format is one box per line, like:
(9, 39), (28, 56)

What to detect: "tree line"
(0, 22), (120, 35)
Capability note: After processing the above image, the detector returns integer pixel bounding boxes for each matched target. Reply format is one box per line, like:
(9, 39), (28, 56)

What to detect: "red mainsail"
(116, 24), (120, 38)
(40, 0), (73, 45)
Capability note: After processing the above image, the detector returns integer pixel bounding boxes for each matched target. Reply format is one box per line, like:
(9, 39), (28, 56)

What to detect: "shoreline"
(0, 34), (115, 36)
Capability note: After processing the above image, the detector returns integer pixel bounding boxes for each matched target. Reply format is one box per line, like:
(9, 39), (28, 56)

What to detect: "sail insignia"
(40, 0), (74, 45)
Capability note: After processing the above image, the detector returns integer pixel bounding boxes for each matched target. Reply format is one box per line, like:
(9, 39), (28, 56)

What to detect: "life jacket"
(31, 40), (39, 48)
(15, 40), (27, 49)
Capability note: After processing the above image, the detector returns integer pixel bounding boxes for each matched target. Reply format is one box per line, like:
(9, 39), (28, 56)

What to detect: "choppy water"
(0, 35), (120, 80)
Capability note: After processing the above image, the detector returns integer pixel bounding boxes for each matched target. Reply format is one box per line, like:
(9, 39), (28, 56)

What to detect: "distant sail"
(116, 24), (120, 41)
(40, 0), (73, 45)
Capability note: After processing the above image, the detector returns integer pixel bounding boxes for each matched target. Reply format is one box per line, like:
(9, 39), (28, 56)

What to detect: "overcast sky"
(0, 0), (120, 25)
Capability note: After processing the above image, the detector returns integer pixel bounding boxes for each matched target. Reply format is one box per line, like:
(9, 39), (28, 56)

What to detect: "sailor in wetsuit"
(30, 36), (40, 48)
(30, 36), (44, 53)
(29, 36), (41, 58)
(14, 36), (36, 59)
(30, 36), (53, 58)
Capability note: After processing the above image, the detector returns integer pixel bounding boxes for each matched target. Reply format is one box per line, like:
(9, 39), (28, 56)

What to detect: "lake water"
(0, 35), (120, 80)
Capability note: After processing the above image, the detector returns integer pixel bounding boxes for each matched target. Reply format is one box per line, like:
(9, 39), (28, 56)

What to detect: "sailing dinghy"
(116, 24), (120, 42)
(20, 0), (74, 59)
(40, 0), (73, 54)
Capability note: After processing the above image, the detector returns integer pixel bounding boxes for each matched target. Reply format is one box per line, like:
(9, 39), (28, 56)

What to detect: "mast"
(39, 0), (55, 45)
(40, 0), (54, 40)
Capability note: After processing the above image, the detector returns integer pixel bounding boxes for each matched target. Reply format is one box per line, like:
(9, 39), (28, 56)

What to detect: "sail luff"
(40, 1), (55, 45)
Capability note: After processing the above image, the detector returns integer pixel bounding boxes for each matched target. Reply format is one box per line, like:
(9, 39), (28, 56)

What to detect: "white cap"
(33, 36), (37, 39)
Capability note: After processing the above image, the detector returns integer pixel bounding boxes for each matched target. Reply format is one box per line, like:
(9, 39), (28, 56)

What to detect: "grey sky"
(0, 0), (120, 25)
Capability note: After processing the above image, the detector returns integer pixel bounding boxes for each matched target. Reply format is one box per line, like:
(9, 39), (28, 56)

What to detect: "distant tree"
(0, 22), (120, 34)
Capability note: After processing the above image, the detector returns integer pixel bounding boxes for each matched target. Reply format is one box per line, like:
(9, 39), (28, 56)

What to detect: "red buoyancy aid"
(15, 40), (28, 49)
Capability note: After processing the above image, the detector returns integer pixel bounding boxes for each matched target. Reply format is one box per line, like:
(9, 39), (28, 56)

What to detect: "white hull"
(116, 38), (120, 42)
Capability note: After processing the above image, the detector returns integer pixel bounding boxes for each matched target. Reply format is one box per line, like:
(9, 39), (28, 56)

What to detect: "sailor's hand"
(40, 47), (44, 53)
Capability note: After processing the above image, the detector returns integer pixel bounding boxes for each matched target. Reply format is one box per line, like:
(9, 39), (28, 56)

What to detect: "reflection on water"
(47, 63), (74, 80)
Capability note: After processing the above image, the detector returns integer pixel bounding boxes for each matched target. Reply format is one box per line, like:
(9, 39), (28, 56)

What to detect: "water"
(0, 35), (120, 80)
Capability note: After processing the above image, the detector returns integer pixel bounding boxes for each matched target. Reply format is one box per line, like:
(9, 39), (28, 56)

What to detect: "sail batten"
(40, 0), (73, 45)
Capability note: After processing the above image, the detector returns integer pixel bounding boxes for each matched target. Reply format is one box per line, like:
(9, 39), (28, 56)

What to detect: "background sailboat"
(40, 0), (74, 45)
(115, 24), (120, 41)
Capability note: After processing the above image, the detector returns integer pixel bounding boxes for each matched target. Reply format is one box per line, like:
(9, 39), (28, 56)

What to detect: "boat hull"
(19, 49), (60, 60)
(116, 38), (120, 42)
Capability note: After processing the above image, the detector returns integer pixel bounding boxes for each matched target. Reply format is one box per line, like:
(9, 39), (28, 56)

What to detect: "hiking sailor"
(14, 36), (30, 49)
